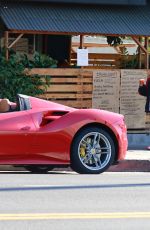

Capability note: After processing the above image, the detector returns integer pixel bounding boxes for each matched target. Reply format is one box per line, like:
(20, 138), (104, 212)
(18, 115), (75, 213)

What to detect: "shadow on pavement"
(0, 183), (150, 192)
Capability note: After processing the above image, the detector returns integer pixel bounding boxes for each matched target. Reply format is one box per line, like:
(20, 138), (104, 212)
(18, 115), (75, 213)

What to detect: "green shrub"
(21, 52), (57, 68)
(0, 52), (57, 101)
(106, 36), (124, 46)
(120, 47), (138, 69)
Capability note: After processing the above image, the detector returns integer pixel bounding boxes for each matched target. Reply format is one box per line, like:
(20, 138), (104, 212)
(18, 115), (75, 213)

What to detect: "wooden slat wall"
(28, 68), (93, 108)
(1, 38), (28, 53)
(71, 53), (121, 68)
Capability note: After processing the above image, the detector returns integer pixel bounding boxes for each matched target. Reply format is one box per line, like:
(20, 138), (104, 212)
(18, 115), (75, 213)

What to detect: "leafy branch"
(0, 52), (57, 101)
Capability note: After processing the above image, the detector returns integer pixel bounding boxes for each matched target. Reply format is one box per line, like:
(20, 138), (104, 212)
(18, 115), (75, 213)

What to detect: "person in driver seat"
(0, 99), (17, 113)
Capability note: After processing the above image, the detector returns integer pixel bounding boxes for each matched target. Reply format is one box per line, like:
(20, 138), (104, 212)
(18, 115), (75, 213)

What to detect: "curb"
(108, 160), (150, 172)
(108, 150), (150, 172)
(0, 161), (150, 173)
(0, 150), (150, 173)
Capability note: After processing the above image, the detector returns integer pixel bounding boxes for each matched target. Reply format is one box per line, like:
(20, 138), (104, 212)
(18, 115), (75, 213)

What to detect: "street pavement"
(0, 171), (150, 229)
(0, 149), (150, 173)
(0, 150), (150, 229)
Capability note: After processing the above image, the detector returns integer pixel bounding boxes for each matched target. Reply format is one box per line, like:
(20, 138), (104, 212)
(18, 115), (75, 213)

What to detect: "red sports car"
(0, 94), (128, 174)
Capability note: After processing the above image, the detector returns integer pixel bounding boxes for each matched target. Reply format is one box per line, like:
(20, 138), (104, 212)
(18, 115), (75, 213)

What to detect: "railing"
(71, 53), (121, 69)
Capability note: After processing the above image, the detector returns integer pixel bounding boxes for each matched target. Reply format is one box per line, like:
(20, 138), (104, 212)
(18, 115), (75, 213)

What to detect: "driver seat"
(0, 99), (10, 113)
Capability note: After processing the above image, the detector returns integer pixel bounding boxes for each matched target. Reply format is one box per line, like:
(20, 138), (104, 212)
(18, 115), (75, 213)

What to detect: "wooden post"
(68, 36), (72, 64)
(79, 35), (84, 49)
(132, 36), (149, 69)
(79, 35), (84, 69)
(33, 34), (36, 53)
(132, 36), (148, 53)
(138, 37), (142, 69)
(78, 35), (84, 108)
(8, 33), (24, 49)
(4, 31), (9, 60)
(145, 37), (149, 69)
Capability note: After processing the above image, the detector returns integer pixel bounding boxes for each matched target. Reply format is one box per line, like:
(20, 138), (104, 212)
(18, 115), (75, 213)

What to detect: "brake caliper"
(80, 147), (86, 157)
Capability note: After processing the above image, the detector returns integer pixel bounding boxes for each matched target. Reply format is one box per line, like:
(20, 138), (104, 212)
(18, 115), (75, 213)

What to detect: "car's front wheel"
(71, 126), (116, 174)
(24, 165), (54, 173)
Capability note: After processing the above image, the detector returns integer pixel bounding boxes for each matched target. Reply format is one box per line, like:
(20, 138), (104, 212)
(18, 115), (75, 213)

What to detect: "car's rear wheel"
(24, 165), (54, 173)
(71, 126), (116, 174)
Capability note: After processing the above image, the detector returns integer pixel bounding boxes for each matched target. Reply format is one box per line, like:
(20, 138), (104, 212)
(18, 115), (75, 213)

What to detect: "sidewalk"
(108, 149), (150, 172)
(0, 150), (150, 172)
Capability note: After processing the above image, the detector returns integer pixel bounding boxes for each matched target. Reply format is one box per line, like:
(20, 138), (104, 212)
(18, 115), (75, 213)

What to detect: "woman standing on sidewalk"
(138, 75), (150, 150)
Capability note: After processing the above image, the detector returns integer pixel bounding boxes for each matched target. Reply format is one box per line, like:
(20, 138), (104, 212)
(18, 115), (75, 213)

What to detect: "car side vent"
(52, 111), (68, 116)
(40, 111), (68, 126)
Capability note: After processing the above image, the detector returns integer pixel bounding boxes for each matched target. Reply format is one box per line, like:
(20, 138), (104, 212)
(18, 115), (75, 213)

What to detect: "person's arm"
(138, 84), (147, 96)
(146, 77), (150, 95)
(9, 102), (17, 111)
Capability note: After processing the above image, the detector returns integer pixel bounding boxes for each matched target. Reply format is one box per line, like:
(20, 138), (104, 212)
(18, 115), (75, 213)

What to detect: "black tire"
(24, 165), (54, 174)
(71, 126), (116, 174)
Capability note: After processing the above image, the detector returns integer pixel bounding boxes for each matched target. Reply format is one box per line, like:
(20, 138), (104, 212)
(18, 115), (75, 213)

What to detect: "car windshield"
(17, 94), (31, 111)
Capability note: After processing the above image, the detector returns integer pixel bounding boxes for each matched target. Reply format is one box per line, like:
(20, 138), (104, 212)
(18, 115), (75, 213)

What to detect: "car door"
(27, 110), (70, 164)
(0, 110), (36, 164)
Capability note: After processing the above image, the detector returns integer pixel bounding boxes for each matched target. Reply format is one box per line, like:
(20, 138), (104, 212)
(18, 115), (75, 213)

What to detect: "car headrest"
(0, 99), (10, 113)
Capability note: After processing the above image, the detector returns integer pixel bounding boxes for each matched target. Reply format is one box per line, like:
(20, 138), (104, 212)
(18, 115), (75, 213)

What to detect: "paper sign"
(92, 70), (120, 113)
(120, 69), (147, 128)
(77, 49), (88, 66)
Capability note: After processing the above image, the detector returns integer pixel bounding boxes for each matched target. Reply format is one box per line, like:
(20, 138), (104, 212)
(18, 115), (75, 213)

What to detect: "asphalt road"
(0, 171), (150, 230)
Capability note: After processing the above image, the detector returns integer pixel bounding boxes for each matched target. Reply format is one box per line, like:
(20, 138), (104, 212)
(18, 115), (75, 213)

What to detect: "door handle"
(20, 126), (31, 131)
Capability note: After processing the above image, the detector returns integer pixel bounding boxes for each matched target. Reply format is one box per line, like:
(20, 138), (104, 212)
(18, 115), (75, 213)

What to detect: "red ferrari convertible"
(0, 94), (128, 174)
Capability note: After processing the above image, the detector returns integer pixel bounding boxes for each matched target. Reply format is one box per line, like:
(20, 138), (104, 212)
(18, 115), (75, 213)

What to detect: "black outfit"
(138, 77), (150, 113)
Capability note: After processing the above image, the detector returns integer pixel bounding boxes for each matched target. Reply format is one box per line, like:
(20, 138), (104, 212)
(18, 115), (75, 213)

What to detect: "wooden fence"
(29, 68), (93, 108)
(28, 68), (148, 130)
